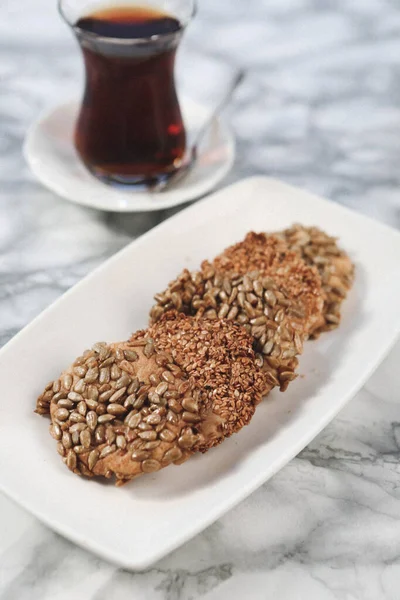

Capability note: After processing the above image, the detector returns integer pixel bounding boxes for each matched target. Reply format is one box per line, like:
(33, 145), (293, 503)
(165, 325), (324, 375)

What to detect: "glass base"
(90, 167), (177, 190)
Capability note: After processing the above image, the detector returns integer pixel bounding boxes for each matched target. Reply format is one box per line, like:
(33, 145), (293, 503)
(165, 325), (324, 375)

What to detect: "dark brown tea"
(74, 5), (186, 185)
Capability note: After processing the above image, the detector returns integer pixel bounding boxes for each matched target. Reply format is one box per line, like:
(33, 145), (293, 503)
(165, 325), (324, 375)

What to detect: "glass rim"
(58, 0), (197, 45)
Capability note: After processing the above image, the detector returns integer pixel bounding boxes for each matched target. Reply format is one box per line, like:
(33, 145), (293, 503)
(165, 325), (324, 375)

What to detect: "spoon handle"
(192, 69), (245, 155)
(150, 69), (244, 193)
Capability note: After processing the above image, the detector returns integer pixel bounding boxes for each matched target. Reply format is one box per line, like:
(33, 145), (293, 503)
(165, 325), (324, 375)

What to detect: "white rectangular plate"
(1, 177), (400, 569)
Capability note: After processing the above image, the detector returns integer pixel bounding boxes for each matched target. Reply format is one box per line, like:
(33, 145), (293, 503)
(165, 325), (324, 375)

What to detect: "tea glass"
(59, 0), (196, 187)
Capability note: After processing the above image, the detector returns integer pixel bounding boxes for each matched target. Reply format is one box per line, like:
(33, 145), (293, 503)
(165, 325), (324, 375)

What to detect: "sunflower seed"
(106, 428), (116, 444)
(128, 378), (140, 394)
(256, 354), (265, 368)
(77, 401), (87, 416)
(227, 306), (239, 320)
(52, 392), (67, 403)
(57, 399), (74, 409)
(159, 429), (176, 442)
(182, 411), (201, 423)
(67, 429), (78, 445)
(70, 412), (85, 423)
(263, 289), (276, 306)
(131, 450), (150, 461)
(66, 450), (77, 470)
(132, 395), (146, 410)
(74, 366), (87, 378)
(61, 431), (72, 450)
(138, 420), (152, 431)
(100, 444), (116, 459)
(244, 301), (256, 318)
(265, 371), (280, 387)
(71, 442), (85, 455)
(85, 398), (98, 411)
(86, 411), (98, 431)
(57, 442), (65, 457)
(50, 423), (62, 440)
(107, 403), (127, 417)
(85, 387), (98, 403)
(115, 375), (130, 390)
(178, 433), (197, 449)
(93, 343), (111, 361)
(85, 355), (97, 368)
(99, 367), (110, 384)
(69, 422), (86, 433)
(127, 412), (141, 429)
(116, 435), (127, 449)
(84, 367), (99, 383)
(168, 399), (182, 413)
(55, 408), (69, 421)
(115, 348), (125, 361)
(98, 414), (116, 424)
(182, 397), (198, 413)
(138, 430), (157, 441)
(95, 425), (106, 444)
(97, 390), (113, 403)
(100, 356), (115, 368)
(146, 413), (161, 425)
(52, 380), (60, 394)
(88, 449), (99, 470)
(253, 280), (264, 297)
(145, 441), (162, 452)
(155, 382), (168, 396)
(73, 379), (85, 394)
(67, 391), (82, 403)
(109, 387), (127, 404)
(123, 394), (136, 408)
(218, 304), (229, 319)
(147, 391), (160, 405)
(110, 364), (121, 380)
(144, 339), (155, 358)
(167, 410), (179, 424)
(62, 374), (73, 390)
(142, 459), (161, 473)
(124, 349), (138, 362)
(80, 429), (91, 449)
(96, 404), (106, 416)
(163, 447), (182, 463)
(262, 340), (274, 355)
(149, 374), (160, 386)
(161, 371), (174, 384)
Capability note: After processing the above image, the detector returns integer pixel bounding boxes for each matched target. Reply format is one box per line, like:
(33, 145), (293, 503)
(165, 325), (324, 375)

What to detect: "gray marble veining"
(1, 0), (400, 598)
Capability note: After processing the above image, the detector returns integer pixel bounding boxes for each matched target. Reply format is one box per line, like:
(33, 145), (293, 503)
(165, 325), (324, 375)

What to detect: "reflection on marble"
(1, 0), (400, 598)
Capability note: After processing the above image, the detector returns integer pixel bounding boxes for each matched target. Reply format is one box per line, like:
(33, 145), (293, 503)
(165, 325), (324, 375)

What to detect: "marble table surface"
(2, 0), (400, 598)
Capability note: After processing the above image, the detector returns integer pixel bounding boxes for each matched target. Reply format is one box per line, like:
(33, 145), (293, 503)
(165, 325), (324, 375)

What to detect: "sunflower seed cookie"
(36, 314), (264, 485)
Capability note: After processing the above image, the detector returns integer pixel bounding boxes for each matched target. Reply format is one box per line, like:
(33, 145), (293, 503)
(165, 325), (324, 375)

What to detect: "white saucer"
(24, 98), (235, 212)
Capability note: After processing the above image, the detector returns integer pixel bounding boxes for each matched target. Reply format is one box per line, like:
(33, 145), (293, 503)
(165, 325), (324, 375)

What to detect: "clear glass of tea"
(59, 0), (196, 187)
